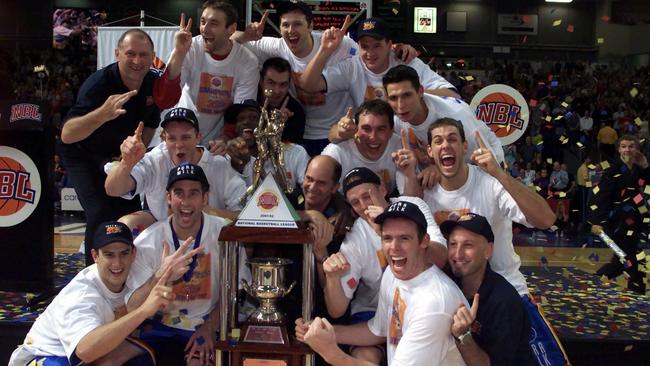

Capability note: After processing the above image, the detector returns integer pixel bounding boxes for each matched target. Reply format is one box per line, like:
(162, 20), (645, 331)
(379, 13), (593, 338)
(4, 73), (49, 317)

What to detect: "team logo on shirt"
(257, 190), (279, 211)
(469, 84), (529, 146)
(0, 146), (41, 227)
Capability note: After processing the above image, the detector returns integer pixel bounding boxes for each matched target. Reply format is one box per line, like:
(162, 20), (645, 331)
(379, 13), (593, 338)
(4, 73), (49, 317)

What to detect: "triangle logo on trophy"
(236, 174), (300, 228)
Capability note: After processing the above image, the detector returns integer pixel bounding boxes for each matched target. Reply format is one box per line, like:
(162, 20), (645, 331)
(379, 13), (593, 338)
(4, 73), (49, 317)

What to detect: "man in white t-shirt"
(9, 221), (174, 366)
(298, 17), (458, 110)
(125, 163), (250, 366)
(105, 107), (246, 232)
(322, 167), (446, 363)
(165, 1), (259, 147)
(322, 99), (403, 194)
(231, 1), (358, 155)
(296, 201), (467, 366)
(403, 118), (570, 366)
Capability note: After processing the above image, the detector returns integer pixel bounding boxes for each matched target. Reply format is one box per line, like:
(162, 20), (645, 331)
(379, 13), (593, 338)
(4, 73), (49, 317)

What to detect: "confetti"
(597, 37), (605, 44)
(645, 186), (650, 194)
(635, 117), (642, 126)
(561, 102), (569, 108)
(465, 75), (474, 81)
(600, 161), (610, 169)
(627, 230), (634, 236)
(547, 158), (553, 164)
(593, 186), (600, 194)
(590, 204), (598, 211)
(545, 115), (552, 122)
(553, 19), (562, 27)
(576, 142), (584, 148)
(637, 252), (646, 261)
(392, 8), (398, 15)
(630, 87), (639, 98)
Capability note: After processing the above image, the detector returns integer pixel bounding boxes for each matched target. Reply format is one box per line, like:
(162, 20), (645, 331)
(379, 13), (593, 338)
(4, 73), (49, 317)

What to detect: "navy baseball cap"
(166, 163), (210, 191)
(375, 200), (427, 233)
(93, 221), (134, 249)
(224, 99), (261, 125)
(161, 107), (199, 131)
(342, 167), (381, 196)
(440, 212), (495, 243)
(277, 1), (313, 22)
(357, 17), (391, 40)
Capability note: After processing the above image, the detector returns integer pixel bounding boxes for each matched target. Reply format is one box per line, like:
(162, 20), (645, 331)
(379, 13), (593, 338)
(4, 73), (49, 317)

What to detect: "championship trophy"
(216, 92), (315, 366)
(242, 258), (296, 323)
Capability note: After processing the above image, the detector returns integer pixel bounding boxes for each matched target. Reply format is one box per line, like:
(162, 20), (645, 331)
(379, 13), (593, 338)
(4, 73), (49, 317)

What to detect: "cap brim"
(94, 237), (134, 250)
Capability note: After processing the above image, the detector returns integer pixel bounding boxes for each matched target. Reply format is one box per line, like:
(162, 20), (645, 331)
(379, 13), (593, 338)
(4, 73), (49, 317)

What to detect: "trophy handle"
(284, 280), (296, 296)
(241, 279), (254, 298)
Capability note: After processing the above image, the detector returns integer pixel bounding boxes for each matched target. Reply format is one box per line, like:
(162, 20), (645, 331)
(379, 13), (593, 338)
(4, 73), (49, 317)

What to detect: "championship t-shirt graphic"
(197, 73), (234, 114)
(171, 252), (211, 302)
(388, 287), (405, 346)
(364, 85), (386, 101)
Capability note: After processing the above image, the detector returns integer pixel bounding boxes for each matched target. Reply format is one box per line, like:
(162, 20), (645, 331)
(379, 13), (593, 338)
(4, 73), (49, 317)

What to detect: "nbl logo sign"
(469, 84), (530, 146)
(0, 146), (41, 227)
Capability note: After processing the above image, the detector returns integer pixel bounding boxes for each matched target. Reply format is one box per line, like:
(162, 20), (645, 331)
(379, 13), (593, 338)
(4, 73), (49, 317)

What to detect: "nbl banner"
(97, 26), (178, 70)
(469, 84), (530, 146)
(0, 100), (54, 291)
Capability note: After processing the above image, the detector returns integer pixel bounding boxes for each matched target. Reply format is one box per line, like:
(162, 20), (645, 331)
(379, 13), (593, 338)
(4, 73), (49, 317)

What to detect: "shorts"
(522, 294), (571, 366)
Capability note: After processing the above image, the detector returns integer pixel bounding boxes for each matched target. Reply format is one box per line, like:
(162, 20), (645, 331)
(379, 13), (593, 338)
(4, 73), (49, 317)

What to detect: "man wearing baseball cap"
(297, 200), (467, 366)
(441, 213), (536, 366)
(124, 164), (250, 365)
(298, 17), (458, 111)
(105, 106), (246, 232)
(322, 167), (445, 363)
(9, 221), (174, 366)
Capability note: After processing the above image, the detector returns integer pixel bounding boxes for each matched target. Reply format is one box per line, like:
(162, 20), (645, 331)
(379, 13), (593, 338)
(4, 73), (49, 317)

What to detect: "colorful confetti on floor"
(522, 266), (650, 341)
(0, 253), (84, 322)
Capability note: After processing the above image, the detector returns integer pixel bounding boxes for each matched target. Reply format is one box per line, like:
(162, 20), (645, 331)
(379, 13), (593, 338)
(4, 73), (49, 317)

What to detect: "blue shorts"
(350, 311), (375, 324)
(133, 318), (195, 351)
(522, 295), (571, 366)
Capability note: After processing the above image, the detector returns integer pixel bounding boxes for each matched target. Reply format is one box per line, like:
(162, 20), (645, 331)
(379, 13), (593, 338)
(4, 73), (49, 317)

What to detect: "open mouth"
(287, 35), (300, 46)
(179, 208), (193, 219)
(109, 268), (124, 275)
(176, 153), (187, 162)
(440, 154), (456, 167)
(391, 256), (407, 269)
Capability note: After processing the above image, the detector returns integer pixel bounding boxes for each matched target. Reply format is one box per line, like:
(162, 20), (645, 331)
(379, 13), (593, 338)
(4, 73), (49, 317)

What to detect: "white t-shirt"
(393, 94), (505, 167)
(246, 33), (358, 139)
(105, 143), (246, 222)
(240, 142), (309, 188)
(126, 213), (251, 331)
(368, 266), (467, 366)
(324, 53), (454, 108)
(9, 265), (129, 365)
(423, 165), (531, 295)
(338, 196), (443, 315)
(177, 36), (259, 143)
(322, 133), (403, 194)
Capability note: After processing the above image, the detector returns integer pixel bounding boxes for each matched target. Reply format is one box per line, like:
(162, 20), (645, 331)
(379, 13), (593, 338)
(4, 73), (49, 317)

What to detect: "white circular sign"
(469, 84), (530, 146)
(0, 146), (42, 227)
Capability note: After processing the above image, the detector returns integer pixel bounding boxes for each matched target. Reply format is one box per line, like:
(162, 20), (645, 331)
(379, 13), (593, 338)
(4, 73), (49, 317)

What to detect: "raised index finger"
(470, 293), (479, 319)
(134, 121), (144, 139)
(400, 129), (410, 150)
(340, 14), (352, 34)
(259, 10), (269, 28)
(475, 131), (488, 150)
(185, 17), (193, 32)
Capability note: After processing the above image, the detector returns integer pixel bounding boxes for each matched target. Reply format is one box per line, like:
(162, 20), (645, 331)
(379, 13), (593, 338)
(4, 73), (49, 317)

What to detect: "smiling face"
(92, 242), (136, 293)
(302, 156), (339, 211)
(618, 138), (638, 165)
(200, 7), (236, 54)
(167, 180), (208, 236)
(427, 124), (468, 180)
(381, 218), (429, 281)
(280, 11), (313, 57)
(345, 182), (386, 221)
(356, 112), (393, 161)
(235, 108), (260, 146)
(163, 121), (202, 165)
(358, 36), (392, 74)
(385, 80), (427, 124)
(447, 226), (492, 280)
(115, 32), (154, 87)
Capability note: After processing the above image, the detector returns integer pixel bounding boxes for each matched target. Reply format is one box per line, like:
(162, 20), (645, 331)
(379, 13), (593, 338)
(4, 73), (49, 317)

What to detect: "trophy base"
(249, 310), (286, 323)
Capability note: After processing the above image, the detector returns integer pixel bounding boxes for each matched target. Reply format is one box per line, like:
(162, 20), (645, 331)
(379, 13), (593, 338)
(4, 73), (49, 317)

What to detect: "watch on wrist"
(454, 330), (472, 345)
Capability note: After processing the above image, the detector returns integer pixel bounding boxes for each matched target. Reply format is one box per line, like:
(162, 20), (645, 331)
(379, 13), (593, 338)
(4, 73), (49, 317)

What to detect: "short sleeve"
(338, 226), (366, 300)
(56, 292), (108, 360)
